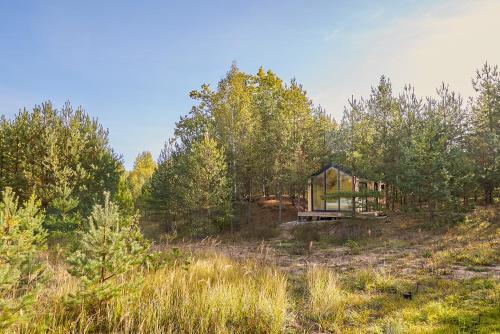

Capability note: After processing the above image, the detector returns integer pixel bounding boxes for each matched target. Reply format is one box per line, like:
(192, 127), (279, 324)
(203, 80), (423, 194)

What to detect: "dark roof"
(310, 162), (353, 177)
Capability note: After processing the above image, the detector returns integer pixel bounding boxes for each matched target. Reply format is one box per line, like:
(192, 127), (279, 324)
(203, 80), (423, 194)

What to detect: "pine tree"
(0, 187), (46, 330)
(0, 102), (122, 215)
(470, 63), (500, 204)
(66, 193), (149, 306)
(184, 134), (232, 233)
(44, 183), (81, 233)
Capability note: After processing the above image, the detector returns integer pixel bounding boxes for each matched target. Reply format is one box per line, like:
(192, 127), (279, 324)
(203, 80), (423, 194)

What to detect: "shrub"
(422, 249), (433, 258)
(344, 239), (361, 255)
(292, 224), (321, 242)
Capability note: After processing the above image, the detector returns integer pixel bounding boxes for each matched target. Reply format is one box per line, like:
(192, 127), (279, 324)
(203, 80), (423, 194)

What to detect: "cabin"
(298, 163), (384, 221)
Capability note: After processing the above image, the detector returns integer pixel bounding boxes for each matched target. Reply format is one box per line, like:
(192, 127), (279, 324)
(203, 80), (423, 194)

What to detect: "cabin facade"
(300, 163), (383, 220)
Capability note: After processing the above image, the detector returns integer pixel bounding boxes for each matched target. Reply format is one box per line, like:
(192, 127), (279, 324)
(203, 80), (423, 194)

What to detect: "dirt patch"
(157, 210), (499, 281)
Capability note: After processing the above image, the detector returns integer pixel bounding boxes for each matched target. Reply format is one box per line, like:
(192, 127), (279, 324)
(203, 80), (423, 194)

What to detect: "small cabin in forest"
(299, 163), (384, 220)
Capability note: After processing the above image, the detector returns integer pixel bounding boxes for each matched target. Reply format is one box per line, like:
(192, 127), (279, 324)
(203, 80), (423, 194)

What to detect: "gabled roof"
(310, 162), (353, 177)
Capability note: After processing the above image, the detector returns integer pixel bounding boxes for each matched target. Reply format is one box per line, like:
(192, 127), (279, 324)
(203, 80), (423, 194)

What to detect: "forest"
(0, 62), (499, 333)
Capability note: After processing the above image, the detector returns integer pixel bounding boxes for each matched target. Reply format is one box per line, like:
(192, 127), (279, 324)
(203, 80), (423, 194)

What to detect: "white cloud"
(312, 0), (500, 121)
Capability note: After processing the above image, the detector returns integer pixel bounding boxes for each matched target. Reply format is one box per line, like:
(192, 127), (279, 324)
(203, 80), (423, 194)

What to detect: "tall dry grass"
(14, 254), (289, 334)
(305, 266), (346, 332)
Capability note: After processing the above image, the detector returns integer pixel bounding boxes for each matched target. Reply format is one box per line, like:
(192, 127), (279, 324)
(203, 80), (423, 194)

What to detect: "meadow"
(7, 204), (499, 334)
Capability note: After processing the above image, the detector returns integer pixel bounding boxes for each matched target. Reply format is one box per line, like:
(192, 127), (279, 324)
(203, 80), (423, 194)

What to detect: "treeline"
(0, 62), (498, 235)
(143, 64), (334, 234)
(146, 62), (499, 230)
(330, 63), (499, 219)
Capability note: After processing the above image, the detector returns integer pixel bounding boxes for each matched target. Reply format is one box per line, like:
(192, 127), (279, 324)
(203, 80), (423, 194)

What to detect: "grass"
(429, 206), (500, 269)
(13, 254), (289, 334)
(300, 267), (499, 333)
(7, 253), (500, 334)
(305, 266), (346, 332)
(7, 206), (500, 333)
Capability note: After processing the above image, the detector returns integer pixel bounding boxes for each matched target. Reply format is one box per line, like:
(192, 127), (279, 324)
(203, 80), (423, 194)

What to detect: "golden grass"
(7, 206), (500, 333)
(14, 254), (289, 334)
(305, 266), (347, 332)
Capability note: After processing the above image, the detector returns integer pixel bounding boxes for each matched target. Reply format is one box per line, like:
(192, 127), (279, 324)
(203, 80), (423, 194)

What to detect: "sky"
(1, 0), (499, 169)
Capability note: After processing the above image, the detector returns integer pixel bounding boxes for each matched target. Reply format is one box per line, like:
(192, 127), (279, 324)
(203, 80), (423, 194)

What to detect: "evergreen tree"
(184, 134), (232, 233)
(67, 193), (149, 306)
(470, 63), (500, 204)
(0, 188), (46, 330)
(44, 183), (81, 233)
(0, 102), (122, 216)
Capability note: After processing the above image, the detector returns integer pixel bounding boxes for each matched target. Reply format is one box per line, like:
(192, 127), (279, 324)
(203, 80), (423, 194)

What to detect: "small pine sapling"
(0, 187), (46, 330)
(66, 192), (149, 311)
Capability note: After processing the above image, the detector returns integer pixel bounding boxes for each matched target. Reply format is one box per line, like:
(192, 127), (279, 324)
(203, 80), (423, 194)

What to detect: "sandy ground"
(146, 199), (499, 281)
(153, 212), (499, 281)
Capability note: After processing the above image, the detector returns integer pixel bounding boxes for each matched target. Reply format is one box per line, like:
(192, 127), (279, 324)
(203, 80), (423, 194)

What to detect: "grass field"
(9, 205), (500, 333)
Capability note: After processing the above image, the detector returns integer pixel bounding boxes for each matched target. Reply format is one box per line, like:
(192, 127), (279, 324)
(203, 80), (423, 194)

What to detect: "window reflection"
(339, 172), (352, 210)
(312, 172), (325, 210)
(325, 168), (338, 210)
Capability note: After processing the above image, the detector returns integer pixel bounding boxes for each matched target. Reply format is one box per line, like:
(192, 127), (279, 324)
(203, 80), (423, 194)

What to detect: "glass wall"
(325, 168), (339, 210)
(312, 173), (325, 210)
(339, 171), (353, 210)
(311, 167), (364, 211)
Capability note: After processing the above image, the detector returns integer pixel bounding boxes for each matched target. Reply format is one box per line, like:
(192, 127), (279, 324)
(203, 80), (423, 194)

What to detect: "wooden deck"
(298, 210), (387, 221)
(298, 211), (346, 221)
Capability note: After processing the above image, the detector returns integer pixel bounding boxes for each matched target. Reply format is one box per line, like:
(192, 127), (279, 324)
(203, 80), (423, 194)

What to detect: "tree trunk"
(385, 184), (390, 210)
(485, 187), (493, 205)
(429, 200), (436, 225)
(247, 182), (252, 225)
(278, 187), (283, 224)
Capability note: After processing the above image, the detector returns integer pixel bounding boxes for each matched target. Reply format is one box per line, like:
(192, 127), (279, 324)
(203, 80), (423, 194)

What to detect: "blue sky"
(1, 0), (499, 169)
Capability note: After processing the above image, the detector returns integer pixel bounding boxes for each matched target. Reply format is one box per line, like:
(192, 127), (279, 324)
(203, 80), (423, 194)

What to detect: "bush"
(292, 224), (321, 242)
(344, 239), (361, 255)
(422, 249), (433, 258)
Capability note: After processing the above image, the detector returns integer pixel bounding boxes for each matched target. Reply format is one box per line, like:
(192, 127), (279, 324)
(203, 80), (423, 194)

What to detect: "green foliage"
(0, 187), (46, 330)
(184, 135), (232, 232)
(113, 172), (135, 216)
(44, 184), (81, 233)
(324, 190), (382, 199)
(0, 102), (122, 216)
(470, 63), (500, 205)
(127, 151), (156, 202)
(329, 62), (499, 216)
(66, 193), (149, 308)
(344, 239), (361, 255)
(148, 64), (334, 233)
